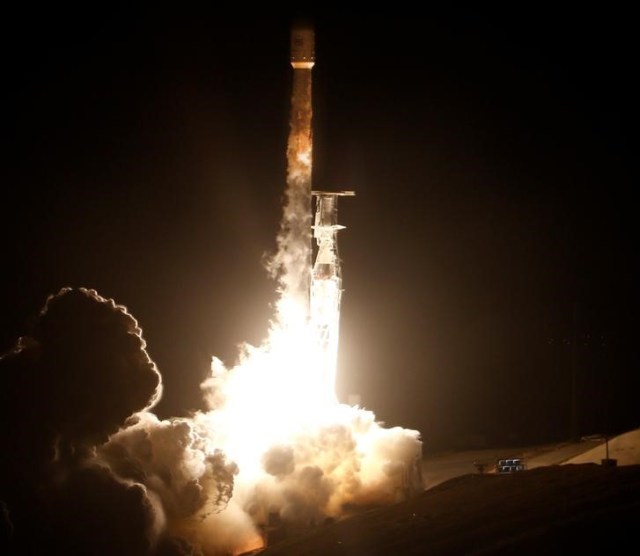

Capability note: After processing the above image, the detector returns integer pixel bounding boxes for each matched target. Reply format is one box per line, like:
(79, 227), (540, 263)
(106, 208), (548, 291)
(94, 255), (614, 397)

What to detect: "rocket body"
(273, 23), (315, 317)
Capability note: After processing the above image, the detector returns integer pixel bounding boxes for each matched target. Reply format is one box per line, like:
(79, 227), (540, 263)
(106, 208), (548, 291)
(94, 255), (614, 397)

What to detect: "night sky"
(2, 8), (636, 451)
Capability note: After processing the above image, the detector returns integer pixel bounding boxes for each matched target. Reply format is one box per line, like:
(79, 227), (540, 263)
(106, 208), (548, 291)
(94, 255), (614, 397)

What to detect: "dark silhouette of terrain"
(259, 463), (640, 555)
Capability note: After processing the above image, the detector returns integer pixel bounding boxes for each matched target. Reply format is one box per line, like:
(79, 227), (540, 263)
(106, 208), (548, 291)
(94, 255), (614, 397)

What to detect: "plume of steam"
(100, 411), (237, 520)
(0, 284), (423, 555)
(33, 287), (162, 441)
(0, 286), (162, 471)
(0, 283), (423, 556)
(0, 288), (191, 555)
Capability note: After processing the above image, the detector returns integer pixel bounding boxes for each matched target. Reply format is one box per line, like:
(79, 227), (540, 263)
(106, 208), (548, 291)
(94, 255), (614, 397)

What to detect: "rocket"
(284, 21), (354, 403)
(283, 21), (315, 315)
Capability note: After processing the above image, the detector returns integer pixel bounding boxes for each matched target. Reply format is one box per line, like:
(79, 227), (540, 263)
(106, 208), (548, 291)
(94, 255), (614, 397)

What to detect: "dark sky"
(2, 8), (636, 450)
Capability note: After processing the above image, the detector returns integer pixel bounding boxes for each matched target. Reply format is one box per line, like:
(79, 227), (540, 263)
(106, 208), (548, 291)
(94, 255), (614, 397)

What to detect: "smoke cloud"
(1, 286), (422, 555)
(0, 287), (186, 555)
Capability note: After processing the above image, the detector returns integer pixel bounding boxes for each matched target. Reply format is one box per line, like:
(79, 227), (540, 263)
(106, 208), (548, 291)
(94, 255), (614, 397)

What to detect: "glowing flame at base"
(189, 292), (423, 549)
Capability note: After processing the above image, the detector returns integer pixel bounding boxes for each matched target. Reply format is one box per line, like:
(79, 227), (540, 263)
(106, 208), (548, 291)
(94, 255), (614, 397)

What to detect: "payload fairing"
(290, 24), (315, 69)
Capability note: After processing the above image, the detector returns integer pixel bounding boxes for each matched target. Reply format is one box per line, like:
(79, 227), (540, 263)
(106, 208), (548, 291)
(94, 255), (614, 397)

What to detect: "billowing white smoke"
(91, 317), (423, 554)
(0, 285), (423, 555)
(98, 411), (266, 555)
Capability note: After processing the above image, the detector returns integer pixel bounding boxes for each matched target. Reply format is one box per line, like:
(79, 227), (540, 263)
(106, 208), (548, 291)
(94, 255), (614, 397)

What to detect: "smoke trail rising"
(267, 24), (314, 322)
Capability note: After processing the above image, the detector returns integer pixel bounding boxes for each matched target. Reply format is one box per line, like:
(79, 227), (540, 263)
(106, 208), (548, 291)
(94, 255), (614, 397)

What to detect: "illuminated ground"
(256, 429), (640, 555)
